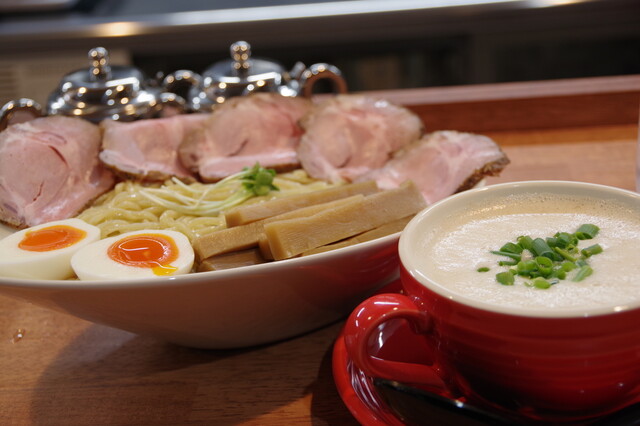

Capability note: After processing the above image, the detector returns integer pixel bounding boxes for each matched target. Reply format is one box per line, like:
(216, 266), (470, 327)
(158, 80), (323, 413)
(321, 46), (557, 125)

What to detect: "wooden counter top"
(1, 75), (638, 425)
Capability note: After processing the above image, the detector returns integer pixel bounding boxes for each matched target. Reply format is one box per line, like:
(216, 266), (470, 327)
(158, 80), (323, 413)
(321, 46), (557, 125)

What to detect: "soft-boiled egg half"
(0, 218), (101, 280)
(71, 230), (194, 280)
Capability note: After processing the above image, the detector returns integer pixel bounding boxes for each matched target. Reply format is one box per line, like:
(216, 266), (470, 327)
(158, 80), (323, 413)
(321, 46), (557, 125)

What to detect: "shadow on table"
(29, 320), (356, 425)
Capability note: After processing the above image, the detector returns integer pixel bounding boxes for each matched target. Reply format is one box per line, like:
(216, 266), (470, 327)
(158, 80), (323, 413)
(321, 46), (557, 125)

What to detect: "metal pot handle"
(0, 98), (43, 131)
(157, 92), (187, 116)
(162, 70), (202, 93)
(299, 63), (348, 97)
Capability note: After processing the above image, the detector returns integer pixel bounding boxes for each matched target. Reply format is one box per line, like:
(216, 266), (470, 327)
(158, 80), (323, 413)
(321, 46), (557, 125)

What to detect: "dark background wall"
(1, 0), (638, 104)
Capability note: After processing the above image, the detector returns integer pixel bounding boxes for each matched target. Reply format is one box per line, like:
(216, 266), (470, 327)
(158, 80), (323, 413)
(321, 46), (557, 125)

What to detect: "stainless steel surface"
(162, 40), (346, 111)
(0, 0), (638, 98)
(46, 47), (185, 122)
(0, 98), (43, 131)
(1, 47), (185, 123)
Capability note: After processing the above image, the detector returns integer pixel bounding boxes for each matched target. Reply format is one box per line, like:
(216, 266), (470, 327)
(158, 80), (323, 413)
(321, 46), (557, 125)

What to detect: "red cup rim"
(399, 180), (640, 319)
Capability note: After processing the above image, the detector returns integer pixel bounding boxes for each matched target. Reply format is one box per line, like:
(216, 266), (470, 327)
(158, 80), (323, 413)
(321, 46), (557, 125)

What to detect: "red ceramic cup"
(343, 181), (640, 422)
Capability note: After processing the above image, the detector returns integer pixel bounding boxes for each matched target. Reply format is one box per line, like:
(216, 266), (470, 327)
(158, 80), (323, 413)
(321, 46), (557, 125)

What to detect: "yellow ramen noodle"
(78, 170), (335, 242)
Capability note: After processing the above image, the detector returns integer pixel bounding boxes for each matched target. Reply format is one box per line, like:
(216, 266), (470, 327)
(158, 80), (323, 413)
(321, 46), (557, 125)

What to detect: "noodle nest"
(78, 170), (334, 242)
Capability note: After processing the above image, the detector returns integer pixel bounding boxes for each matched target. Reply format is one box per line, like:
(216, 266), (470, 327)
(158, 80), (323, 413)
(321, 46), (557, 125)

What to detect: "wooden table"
(1, 75), (639, 425)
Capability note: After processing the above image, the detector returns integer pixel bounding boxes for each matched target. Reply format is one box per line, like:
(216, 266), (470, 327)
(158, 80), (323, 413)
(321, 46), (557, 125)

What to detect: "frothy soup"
(412, 192), (640, 313)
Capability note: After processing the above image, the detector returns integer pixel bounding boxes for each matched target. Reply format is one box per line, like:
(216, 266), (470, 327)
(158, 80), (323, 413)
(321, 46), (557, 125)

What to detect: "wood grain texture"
(1, 75), (638, 425)
(371, 75), (640, 132)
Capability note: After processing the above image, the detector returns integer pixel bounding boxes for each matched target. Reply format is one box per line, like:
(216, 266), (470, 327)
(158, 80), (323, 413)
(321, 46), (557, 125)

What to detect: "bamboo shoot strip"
(197, 248), (267, 272)
(224, 181), (379, 227)
(194, 195), (365, 259)
(301, 215), (414, 256)
(264, 181), (426, 260)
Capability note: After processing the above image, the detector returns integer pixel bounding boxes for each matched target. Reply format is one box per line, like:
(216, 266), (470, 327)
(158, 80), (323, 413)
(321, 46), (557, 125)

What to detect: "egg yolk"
(107, 233), (179, 276)
(19, 225), (87, 252)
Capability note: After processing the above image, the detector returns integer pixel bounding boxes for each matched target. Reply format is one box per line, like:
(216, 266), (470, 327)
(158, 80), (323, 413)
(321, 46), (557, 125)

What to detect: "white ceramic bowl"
(0, 223), (400, 349)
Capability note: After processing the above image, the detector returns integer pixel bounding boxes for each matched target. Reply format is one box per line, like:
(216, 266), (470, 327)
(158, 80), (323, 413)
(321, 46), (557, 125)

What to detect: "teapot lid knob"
(88, 47), (112, 81)
(230, 41), (251, 73)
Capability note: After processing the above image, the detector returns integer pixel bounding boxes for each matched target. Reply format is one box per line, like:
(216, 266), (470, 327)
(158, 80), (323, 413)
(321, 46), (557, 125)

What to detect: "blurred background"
(1, 0), (639, 106)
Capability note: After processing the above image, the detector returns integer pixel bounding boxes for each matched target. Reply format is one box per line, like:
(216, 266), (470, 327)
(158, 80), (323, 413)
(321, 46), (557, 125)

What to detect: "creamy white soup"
(415, 193), (640, 312)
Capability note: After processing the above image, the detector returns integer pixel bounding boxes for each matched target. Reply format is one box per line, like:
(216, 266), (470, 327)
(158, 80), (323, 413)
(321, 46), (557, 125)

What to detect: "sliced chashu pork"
(297, 95), (424, 183)
(100, 113), (209, 182)
(358, 130), (510, 204)
(0, 116), (115, 228)
(179, 93), (312, 182)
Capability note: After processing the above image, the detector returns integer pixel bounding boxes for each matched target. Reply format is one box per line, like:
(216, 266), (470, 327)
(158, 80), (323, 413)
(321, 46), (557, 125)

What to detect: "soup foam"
(413, 192), (640, 312)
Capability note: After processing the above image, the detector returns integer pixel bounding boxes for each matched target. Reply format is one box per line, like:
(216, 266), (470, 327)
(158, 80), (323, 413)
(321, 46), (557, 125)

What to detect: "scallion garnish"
(532, 278), (552, 289)
(554, 232), (576, 248)
(553, 247), (578, 262)
(477, 267), (490, 273)
(496, 271), (515, 286)
(575, 224), (600, 240)
(517, 236), (534, 251)
(551, 269), (566, 280)
(500, 242), (523, 254)
(535, 256), (553, 277)
(573, 265), (593, 282)
(581, 244), (603, 258)
(531, 238), (555, 260)
(490, 250), (521, 261)
(516, 259), (537, 276)
(484, 224), (603, 289)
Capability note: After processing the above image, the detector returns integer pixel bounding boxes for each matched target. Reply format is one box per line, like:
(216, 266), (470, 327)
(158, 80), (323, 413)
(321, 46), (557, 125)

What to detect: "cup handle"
(343, 293), (449, 392)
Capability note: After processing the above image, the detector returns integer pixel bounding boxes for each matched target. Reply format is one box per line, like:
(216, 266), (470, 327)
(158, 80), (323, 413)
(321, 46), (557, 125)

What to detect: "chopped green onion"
(516, 259), (537, 276)
(487, 224), (603, 288)
(532, 278), (552, 289)
(575, 224), (600, 240)
(500, 242), (523, 254)
(554, 232), (576, 248)
(477, 267), (490, 273)
(535, 256), (553, 277)
(496, 271), (515, 286)
(553, 247), (578, 262)
(573, 265), (593, 282)
(490, 250), (521, 261)
(581, 244), (603, 258)
(535, 256), (553, 267)
(531, 238), (554, 260)
(517, 236), (534, 251)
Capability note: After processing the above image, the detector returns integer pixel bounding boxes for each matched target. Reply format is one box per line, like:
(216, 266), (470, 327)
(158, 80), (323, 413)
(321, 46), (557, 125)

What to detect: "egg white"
(0, 218), (101, 280)
(71, 230), (194, 281)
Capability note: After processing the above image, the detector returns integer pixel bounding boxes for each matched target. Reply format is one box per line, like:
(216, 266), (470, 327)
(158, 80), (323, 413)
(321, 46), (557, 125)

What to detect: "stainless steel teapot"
(0, 47), (185, 130)
(163, 41), (347, 112)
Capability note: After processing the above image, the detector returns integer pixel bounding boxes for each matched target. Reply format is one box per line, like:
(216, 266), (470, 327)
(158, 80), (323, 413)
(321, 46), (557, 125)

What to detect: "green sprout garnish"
(139, 163), (279, 216)
(239, 163), (279, 196)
